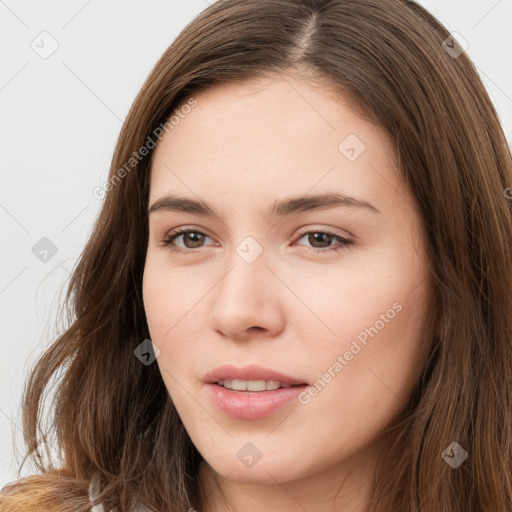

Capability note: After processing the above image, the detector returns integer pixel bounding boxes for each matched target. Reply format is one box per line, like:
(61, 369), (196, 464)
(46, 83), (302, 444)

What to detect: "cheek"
(286, 280), (430, 466)
(293, 246), (431, 409)
(288, 259), (407, 352)
(142, 271), (169, 341)
(142, 260), (208, 391)
(142, 256), (199, 338)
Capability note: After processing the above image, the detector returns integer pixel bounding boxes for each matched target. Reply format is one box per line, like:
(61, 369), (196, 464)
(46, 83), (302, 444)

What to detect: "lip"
(205, 382), (308, 420)
(202, 363), (308, 386)
(203, 364), (309, 420)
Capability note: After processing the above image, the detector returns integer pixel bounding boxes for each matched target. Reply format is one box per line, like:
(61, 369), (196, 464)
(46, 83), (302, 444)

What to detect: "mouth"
(214, 379), (306, 392)
(205, 377), (309, 420)
(203, 363), (309, 390)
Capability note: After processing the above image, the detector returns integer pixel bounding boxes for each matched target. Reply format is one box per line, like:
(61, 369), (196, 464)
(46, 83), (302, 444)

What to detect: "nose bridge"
(218, 235), (269, 303)
(209, 235), (283, 337)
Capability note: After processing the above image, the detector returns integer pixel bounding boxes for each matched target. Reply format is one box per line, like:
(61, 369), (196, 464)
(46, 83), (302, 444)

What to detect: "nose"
(208, 250), (285, 342)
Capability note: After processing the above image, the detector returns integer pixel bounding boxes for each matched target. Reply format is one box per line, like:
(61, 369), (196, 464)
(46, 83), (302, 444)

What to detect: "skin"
(142, 73), (434, 512)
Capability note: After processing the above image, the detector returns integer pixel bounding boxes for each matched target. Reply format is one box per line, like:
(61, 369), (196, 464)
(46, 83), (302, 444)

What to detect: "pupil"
(310, 233), (330, 248)
(185, 232), (203, 248)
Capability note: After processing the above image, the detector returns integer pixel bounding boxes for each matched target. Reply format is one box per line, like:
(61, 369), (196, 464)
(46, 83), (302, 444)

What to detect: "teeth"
(217, 379), (293, 391)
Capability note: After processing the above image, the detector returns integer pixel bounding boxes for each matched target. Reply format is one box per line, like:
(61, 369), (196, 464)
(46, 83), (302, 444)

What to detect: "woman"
(2, 0), (512, 511)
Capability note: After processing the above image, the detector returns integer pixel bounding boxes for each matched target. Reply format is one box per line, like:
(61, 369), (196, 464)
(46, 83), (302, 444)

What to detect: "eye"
(159, 227), (354, 255)
(160, 228), (215, 254)
(294, 230), (353, 254)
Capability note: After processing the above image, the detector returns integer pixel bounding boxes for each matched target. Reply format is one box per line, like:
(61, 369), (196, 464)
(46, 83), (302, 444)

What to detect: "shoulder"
(1, 473), (152, 512)
(0, 472), (92, 512)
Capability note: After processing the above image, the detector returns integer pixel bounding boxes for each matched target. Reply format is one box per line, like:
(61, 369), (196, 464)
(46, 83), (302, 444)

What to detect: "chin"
(201, 448), (308, 485)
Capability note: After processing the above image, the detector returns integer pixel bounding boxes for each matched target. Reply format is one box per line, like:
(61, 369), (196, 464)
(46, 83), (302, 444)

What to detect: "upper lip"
(203, 364), (308, 385)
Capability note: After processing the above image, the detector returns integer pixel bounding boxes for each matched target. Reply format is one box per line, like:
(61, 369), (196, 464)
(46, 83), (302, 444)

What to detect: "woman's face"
(143, 74), (433, 496)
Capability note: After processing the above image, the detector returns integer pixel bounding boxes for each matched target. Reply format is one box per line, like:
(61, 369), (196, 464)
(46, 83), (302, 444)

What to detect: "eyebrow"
(147, 191), (380, 217)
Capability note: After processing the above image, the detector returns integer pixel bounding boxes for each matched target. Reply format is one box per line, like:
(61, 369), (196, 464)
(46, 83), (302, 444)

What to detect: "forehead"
(157, 75), (378, 154)
(148, 75), (405, 218)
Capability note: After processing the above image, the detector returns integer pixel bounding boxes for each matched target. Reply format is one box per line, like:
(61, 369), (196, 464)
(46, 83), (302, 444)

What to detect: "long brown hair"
(2, 0), (512, 510)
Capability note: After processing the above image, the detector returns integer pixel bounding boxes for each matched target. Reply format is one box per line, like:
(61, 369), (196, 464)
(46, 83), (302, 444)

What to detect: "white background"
(1, 0), (511, 487)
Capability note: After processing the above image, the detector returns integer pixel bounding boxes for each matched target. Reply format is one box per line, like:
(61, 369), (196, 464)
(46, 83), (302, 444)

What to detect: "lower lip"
(205, 383), (308, 420)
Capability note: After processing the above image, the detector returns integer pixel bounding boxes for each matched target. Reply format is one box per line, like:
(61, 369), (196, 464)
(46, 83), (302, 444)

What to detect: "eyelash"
(159, 227), (354, 255)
